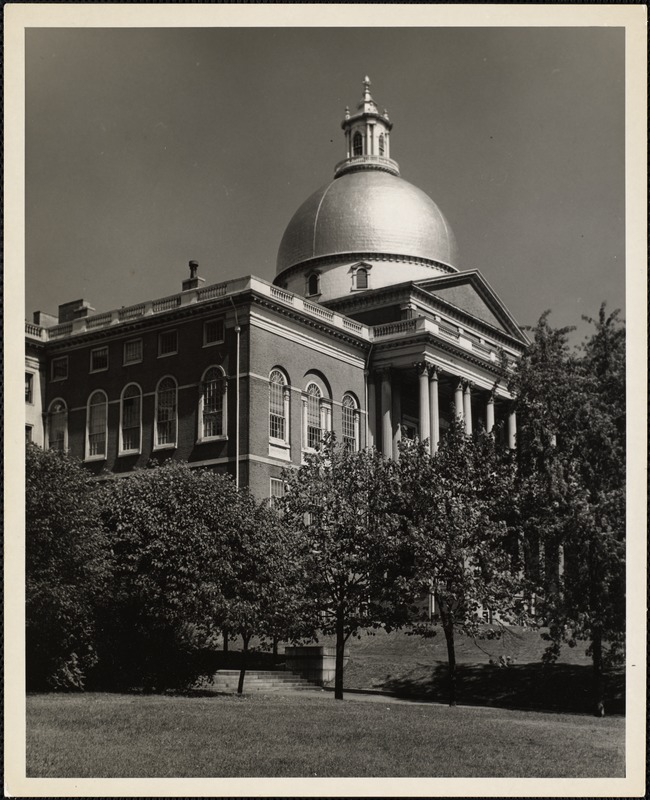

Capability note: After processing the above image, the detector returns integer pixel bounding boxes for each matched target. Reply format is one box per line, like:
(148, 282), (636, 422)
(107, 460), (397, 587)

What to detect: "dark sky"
(26, 26), (625, 342)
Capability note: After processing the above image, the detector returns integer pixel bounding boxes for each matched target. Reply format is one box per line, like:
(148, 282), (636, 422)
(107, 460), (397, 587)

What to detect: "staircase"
(206, 669), (322, 694)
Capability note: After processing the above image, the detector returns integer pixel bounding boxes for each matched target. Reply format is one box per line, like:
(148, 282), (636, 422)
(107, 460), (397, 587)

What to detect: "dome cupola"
(275, 78), (458, 301)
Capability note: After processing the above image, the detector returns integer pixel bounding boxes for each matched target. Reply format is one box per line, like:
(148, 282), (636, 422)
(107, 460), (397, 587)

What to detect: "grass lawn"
(27, 692), (624, 778)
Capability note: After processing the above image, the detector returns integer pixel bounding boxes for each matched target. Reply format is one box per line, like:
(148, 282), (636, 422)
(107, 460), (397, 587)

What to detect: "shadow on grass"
(379, 663), (625, 716)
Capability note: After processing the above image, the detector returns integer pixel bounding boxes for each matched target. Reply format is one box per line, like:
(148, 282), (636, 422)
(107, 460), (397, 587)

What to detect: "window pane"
(48, 402), (66, 451)
(88, 392), (107, 457)
(124, 339), (142, 364)
(121, 387), (141, 451)
(159, 331), (177, 355)
(25, 373), (33, 403)
(202, 369), (223, 437)
(307, 385), (321, 449)
(204, 320), (224, 344)
(269, 371), (285, 440)
(157, 379), (176, 445)
(356, 268), (368, 289)
(91, 347), (108, 371)
(353, 131), (363, 156)
(52, 358), (68, 380)
(342, 395), (356, 449)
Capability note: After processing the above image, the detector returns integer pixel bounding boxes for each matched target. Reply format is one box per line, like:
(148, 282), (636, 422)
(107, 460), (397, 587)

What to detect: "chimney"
(32, 310), (59, 328)
(182, 260), (205, 292)
(58, 299), (95, 323)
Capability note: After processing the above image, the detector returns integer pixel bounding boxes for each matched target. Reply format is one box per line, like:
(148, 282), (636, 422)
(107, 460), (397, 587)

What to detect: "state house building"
(25, 78), (528, 501)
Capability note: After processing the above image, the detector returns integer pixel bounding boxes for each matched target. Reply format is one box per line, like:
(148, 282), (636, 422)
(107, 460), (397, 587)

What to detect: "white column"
(463, 382), (473, 435)
(429, 367), (440, 454)
(392, 382), (402, 459)
(418, 362), (431, 446)
(367, 372), (376, 448)
(301, 396), (308, 450)
(486, 391), (495, 434)
(381, 369), (393, 458)
(507, 408), (517, 449)
(454, 380), (464, 423)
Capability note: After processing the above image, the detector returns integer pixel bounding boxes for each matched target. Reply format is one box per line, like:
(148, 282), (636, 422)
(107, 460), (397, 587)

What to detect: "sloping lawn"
(27, 692), (624, 778)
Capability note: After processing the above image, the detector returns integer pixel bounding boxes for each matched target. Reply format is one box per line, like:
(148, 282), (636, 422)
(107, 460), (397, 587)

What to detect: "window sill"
(196, 435), (228, 444)
(269, 438), (290, 449)
(123, 360), (143, 367)
(89, 368), (108, 374)
(118, 449), (141, 457)
(153, 443), (176, 451)
(157, 352), (178, 359)
(202, 341), (224, 348)
(84, 454), (106, 463)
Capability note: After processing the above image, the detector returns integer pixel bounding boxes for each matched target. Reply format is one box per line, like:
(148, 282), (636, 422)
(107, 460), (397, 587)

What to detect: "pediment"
(415, 271), (529, 344)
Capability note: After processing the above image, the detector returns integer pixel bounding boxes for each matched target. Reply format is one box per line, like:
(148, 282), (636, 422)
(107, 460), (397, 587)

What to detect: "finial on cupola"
(344, 105), (350, 120)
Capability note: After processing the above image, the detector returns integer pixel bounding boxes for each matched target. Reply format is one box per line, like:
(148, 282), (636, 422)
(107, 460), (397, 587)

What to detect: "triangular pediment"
(415, 270), (529, 344)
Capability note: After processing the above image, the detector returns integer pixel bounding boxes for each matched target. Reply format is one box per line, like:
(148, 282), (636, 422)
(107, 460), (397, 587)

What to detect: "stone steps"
(205, 670), (322, 694)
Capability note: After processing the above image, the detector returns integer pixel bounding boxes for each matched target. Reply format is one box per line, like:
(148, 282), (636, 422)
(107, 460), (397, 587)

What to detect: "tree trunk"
(237, 633), (250, 695)
(223, 628), (229, 653)
(272, 635), (279, 666)
(592, 625), (605, 716)
(334, 607), (346, 700)
(440, 604), (457, 706)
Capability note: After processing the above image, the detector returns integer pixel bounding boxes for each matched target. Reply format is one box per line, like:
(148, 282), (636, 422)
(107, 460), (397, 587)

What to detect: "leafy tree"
(26, 444), (110, 690)
(395, 422), (523, 706)
(97, 461), (242, 691)
(217, 495), (311, 694)
(510, 306), (625, 714)
(281, 438), (410, 700)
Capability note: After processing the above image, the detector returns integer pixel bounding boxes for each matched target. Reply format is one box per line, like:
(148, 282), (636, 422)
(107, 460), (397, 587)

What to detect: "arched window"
(342, 394), (360, 451)
(269, 369), (289, 444)
(306, 384), (322, 450)
(87, 390), (108, 460)
(353, 131), (363, 156)
(120, 383), (142, 455)
(378, 133), (385, 156)
(155, 376), (177, 448)
(303, 382), (332, 452)
(356, 268), (368, 290)
(47, 399), (67, 452)
(306, 273), (320, 296)
(199, 366), (226, 440)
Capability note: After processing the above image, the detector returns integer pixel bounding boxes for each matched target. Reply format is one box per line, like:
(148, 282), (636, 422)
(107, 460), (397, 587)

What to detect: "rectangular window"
(158, 330), (178, 357)
(204, 319), (225, 346)
(51, 356), (68, 381)
(25, 425), (33, 443)
(270, 478), (285, 509)
(123, 339), (143, 365)
(90, 346), (109, 373)
(25, 373), (34, 403)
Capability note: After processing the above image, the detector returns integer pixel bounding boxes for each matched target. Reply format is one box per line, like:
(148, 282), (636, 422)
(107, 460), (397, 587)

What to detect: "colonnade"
(373, 363), (517, 458)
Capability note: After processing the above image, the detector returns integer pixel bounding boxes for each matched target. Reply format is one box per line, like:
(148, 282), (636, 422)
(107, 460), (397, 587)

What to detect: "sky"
(25, 25), (626, 343)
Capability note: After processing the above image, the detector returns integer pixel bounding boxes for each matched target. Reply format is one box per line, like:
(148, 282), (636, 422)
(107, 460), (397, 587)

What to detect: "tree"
(510, 306), (625, 714)
(26, 444), (110, 690)
(281, 438), (410, 700)
(217, 495), (311, 694)
(97, 461), (242, 691)
(396, 422), (523, 706)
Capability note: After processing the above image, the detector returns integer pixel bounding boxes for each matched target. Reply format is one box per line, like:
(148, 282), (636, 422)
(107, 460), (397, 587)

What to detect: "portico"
(370, 357), (517, 458)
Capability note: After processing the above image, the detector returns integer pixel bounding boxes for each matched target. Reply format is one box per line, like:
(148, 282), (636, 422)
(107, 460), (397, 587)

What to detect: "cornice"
(249, 293), (370, 352)
(372, 330), (512, 376)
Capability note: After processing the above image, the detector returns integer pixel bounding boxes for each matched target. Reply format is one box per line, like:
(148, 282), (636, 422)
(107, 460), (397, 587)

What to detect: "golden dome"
(276, 169), (458, 276)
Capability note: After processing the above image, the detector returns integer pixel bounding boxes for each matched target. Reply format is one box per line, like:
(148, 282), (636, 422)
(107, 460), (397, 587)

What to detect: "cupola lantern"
(335, 76), (398, 178)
